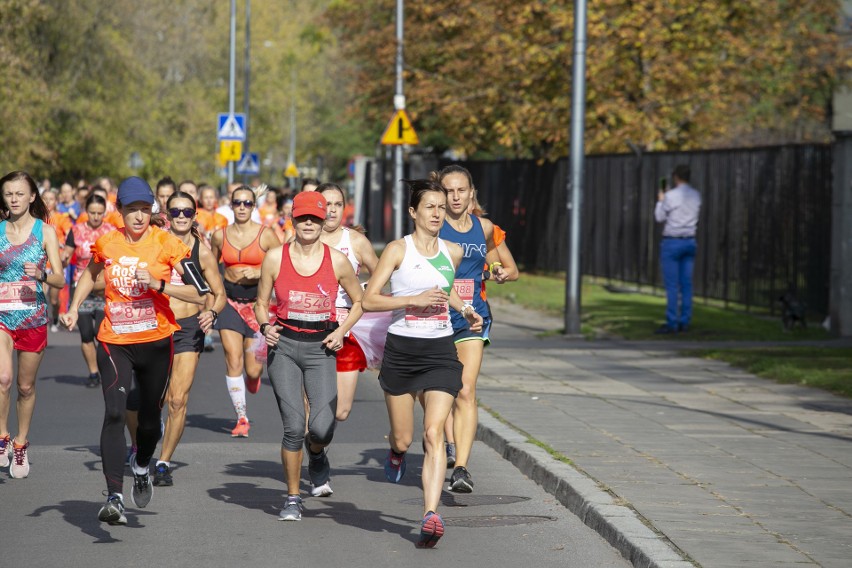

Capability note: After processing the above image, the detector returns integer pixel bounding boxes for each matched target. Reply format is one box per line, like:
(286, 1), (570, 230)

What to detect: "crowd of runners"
(0, 167), (518, 548)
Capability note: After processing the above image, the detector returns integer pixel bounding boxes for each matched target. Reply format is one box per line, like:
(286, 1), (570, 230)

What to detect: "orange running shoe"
(246, 376), (261, 394)
(231, 417), (250, 438)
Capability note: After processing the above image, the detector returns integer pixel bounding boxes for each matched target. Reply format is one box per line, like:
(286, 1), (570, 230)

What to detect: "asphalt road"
(1, 329), (631, 568)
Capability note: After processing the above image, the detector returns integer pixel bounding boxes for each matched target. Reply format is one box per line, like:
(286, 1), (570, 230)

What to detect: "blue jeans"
(660, 238), (697, 329)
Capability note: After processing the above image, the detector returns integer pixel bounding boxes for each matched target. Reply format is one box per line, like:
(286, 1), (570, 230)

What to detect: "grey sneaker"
(130, 463), (153, 508)
(445, 442), (456, 468)
(449, 466), (474, 493)
(98, 494), (127, 525)
(278, 496), (303, 521)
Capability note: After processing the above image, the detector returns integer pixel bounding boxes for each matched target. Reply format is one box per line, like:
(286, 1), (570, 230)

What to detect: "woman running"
(436, 165), (515, 494)
(210, 186), (281, 437)
(362, 178), (481, 548)
(63, 193), (115, 388)
(42, 189), (72, 333)
(255, 191), (364, 520)
(61, 176), (205, 525)
(0, 171), (64, 479)
(317, 183), (379, 422)
(152, 191), (226, 487)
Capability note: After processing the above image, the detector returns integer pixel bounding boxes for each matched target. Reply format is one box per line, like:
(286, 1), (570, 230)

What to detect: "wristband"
(39, 270), (47, 283)
(461, 304), (475, 316)
(158, 279), (166, 293)
(260, 322), (270, 335)
(489, 262), (503, 273)
(209, 309), (218, 321)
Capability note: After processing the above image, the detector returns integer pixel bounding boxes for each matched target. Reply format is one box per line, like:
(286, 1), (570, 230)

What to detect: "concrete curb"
(476, 410), (694, 568)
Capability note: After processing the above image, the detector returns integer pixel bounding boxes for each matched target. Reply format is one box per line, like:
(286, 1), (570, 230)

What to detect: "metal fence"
(437, 144), (833, 316)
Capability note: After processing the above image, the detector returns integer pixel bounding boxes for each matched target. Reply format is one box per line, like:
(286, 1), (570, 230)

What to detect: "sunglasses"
(232, 199), (255, 208)
(168, 207), (196, 218)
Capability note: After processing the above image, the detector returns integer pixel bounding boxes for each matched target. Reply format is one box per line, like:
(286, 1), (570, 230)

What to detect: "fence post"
(830, 133), (852, 336)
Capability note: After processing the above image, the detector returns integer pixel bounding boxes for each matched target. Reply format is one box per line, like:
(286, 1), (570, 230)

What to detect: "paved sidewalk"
(475, 299), (852, 568)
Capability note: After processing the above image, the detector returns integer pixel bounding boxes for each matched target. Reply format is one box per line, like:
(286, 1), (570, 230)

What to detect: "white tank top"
(387, 235), (455, 339)
(332, 228), (360, 309)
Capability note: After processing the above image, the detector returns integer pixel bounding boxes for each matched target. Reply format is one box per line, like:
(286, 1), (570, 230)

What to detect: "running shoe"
(246, 376), (261, 394)
(305, 434), (332, 495)
(0, 434), (10, 468)
(98, 494), (127, 525)
(87, 373), (100, 388)
(445, 442), (457, 468)
(416, 511), (445, 548)
(230, 417), (250, 438)
(125, 445), (137, 467)
(153, 462), (173, 487)
(130, 463), (153, 508)
(278, 495), (303, 521)
(9, 439), (30, 478)
(449, 466), (474, 493)
(384, 449), (407, 483)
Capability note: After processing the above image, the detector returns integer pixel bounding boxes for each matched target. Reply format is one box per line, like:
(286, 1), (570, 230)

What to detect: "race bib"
(453, 278), (475, 305)
(110, 299), (157, 334)
(287, 290), (331, 322)
(405, 302), (449, 329)
(0, 281), (38, 311)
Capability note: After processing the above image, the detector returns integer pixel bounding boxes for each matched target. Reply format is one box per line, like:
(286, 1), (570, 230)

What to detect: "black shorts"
(174, 314), (205, 354)
(214, 302), (255, 337)
(378, 333), (463, 397)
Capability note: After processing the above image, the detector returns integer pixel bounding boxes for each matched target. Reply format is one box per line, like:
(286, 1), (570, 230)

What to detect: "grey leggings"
(267, 334), (338, 451)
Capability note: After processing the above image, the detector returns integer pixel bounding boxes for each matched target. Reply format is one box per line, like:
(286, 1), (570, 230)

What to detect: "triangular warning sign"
(218, 114), (245, 140)
(380, 109), (419, 145)
(284, 162), (299, 178)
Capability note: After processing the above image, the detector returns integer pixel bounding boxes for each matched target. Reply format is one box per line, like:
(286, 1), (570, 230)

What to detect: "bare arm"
(197, 242), (227, 332)
(29, 224), (65, 289)
(61, 261), (103, 330)
(352, 231), (380, 276)
(255, 246), (282, 345)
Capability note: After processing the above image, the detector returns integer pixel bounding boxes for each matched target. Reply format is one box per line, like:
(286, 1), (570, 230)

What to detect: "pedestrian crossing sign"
(380, 109), (419, 145)
(217, 113), (246, 141)
(237, 152), (260, 175)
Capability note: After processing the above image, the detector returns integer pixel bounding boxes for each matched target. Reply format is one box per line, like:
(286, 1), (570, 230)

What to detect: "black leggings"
(98, 337), (173, 495)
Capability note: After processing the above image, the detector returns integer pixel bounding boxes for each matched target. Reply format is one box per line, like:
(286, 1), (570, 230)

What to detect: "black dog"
(778, 292), (807, 330)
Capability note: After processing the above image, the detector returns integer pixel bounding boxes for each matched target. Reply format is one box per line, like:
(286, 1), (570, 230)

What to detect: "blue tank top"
(0, 219), (47, 330)
(439, 214), (491, 330)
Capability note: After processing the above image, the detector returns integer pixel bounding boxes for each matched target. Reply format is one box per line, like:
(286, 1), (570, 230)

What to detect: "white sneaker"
(0, 435), (10, 468)
(9, 439), (30, 478)
(310, 481), (333, 497)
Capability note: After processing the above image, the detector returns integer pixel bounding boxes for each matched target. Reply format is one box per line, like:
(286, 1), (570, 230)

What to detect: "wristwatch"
(260, 322), (270, 335)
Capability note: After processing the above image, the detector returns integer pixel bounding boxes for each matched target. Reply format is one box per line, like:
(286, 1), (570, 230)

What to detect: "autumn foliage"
(326, 0), (850, 159)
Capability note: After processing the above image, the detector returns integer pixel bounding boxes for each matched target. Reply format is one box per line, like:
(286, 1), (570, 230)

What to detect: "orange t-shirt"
(48, 211), (73, 245)
(196, 209), (228, 234)
(92, 226), (191, 345)
(77, 210), (124, 228)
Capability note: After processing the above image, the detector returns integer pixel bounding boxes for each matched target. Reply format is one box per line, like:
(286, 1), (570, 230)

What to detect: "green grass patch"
(687, 347), (852, 398)
(487, 273), (831, 342)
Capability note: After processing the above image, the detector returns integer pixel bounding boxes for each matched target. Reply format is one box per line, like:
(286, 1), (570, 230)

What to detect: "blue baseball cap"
(117, 176), (154, 205)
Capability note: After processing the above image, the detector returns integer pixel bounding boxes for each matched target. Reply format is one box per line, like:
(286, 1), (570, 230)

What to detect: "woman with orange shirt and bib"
(62, 177), (205, 525)
(210, 186), (281, 438)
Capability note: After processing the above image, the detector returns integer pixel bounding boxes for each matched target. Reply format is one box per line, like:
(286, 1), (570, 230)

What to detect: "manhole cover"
(444, 515), (557, 528)
(401, 494), (531, 507)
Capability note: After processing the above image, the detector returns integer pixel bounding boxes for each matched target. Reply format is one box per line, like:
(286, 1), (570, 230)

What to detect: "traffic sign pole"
(227, 0), (236, 187)
(393, 0), (404, 240)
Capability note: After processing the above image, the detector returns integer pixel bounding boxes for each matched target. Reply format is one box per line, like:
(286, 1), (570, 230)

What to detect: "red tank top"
(274, 243), (338, 333)
(221, 225), (266, 269)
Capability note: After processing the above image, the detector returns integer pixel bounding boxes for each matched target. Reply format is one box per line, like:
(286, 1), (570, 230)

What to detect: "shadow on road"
(184, 413), (237, 435)
(28, 500), (157, 541)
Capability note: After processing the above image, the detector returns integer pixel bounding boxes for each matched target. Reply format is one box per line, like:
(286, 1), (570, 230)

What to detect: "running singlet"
(387, 235), (455, 339)
(0, 219), (47, 330)
(220, 226), (266, 270)
(439, 214), (491, 330)
(274, 243), (338, 334)
(92, 226), (190, 345)
(331, 228), (360, 312)
(67, 222), (115, 283)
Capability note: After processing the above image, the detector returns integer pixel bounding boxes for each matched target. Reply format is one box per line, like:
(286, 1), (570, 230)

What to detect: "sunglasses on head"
(168, 207), (195, 218)
(232, 199), (255, 208)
